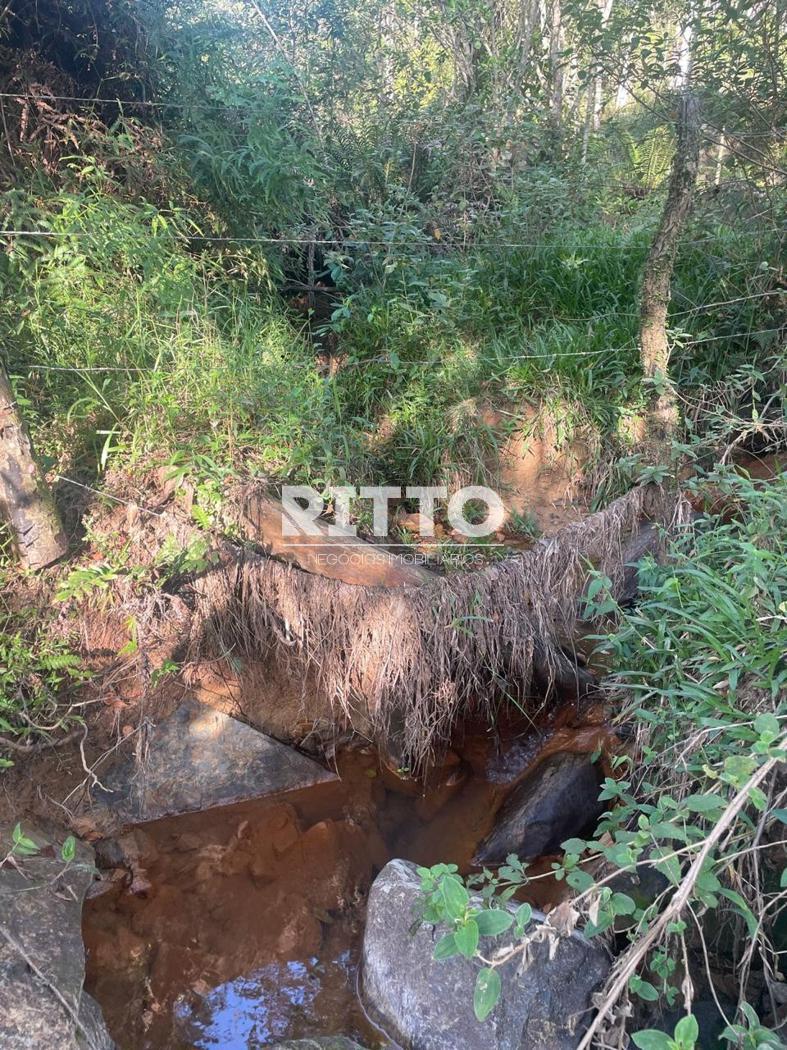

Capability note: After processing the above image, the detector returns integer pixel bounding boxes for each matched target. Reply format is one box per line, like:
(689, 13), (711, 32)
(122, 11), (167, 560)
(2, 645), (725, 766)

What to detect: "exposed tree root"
(185, 483), (687, 770)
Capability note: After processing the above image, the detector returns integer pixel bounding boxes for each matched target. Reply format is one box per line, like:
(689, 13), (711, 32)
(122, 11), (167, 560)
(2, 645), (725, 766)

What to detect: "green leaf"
(695, 864), (721, 897)
(683, 793), (724, 814)
(630, 975), (660, 1001)
(718, 888), (758, 937)
(740, 1002), (759, 1028)
(433, 933), (459, 960)
(611, 892), (637, 915)
(560, 837), (587, 855)
(648, 821), (690, 842)
(723, 754), (757, 785)
(587, 576), (606, 600)
(514, 903), (533, 931)
(632, 1032), (673, 1050)
(566, 868), (595, 892)
(440, 875), (469, 920)
(585, 910), (615, 937)
(651, 848), (682, 885)
(455, 918), (480, 958)
(475, 910), (514, 937)
(11, 823), (40, 857)
(674, 1014), (699, 1045)
(60, 835), (76, 863)
(748, 785), (768, 811)
(474, 967), (501, 1022)
(754, 713), (779, 742)
(605, 843), (637, 868)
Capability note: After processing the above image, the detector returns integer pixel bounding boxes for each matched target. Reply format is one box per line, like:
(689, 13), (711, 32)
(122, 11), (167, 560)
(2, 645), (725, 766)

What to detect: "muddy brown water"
(83, 708), (616, 1049)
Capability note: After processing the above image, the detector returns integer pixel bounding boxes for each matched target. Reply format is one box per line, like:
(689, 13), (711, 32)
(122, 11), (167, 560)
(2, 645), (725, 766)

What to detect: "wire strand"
(673, 290), (785, 315)
(1, 91), (785, 139)
(0, 228), (777, 249)
(54, 475), (165, 517)
(675, 326), (783, 344)
(17, 364), (149, 372)
(13, 325), (782, 378)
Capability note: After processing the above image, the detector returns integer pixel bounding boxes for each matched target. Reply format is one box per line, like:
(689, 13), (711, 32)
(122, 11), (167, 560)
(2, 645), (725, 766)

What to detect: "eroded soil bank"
(82, 705), (619, 1049)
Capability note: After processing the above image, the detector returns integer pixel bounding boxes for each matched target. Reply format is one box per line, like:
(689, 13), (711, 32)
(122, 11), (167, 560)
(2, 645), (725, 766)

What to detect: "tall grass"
(1, 177), (365, 482)
(1, 141), (782, 494)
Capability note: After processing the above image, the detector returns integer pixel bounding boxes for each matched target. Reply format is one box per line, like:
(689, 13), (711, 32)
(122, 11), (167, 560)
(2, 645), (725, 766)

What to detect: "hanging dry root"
(187, 484), (686, 770)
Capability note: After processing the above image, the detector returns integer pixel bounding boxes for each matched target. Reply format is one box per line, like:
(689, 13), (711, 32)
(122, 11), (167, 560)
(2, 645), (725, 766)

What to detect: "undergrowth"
(1, 160), (782, 497)
(419, 469), (787, 1044)
(0, 574), (88, 765)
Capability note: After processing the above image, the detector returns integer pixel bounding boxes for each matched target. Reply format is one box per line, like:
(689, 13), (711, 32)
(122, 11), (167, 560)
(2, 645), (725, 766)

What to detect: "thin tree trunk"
(516, 0), (539, 83)
(592, 75), (605, 131)
(247, 0), (326, 154)
(580, 0), (614, 164)
(581, 80), (594, 164)
(548, 0), (564, 129)
(714, 127), (727, 187)
(638, 90), (701, 457)
(0, 363), (67, 569)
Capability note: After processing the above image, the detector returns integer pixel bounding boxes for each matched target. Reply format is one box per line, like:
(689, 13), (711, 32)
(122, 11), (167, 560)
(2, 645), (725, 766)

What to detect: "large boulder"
(476, 752), (605, 863)
(78, 698), (337, 835)
(0, 822), (114, 1050)
(362, 859), (609, 1050)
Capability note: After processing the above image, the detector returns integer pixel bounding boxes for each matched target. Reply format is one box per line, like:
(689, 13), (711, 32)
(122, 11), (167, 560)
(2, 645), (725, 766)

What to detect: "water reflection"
(177, 952), (357, 1049)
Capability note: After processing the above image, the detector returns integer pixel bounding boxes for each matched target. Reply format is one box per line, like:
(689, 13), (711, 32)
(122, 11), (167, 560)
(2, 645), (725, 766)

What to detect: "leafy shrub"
(416, 860), (533, 1021)
(0, 595), (88, 765)
(421, 469), (787, 1041)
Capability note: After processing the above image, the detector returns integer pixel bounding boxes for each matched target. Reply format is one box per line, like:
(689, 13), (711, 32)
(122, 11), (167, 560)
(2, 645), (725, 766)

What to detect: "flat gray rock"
(0, 822), (114, 1050)
(362, 859), (609, 1050)
(84, 698), (337, 833)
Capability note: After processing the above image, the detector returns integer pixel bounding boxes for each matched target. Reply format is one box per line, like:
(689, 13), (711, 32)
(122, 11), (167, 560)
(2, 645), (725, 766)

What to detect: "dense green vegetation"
(0, 0), (784, 492)
(417, 470), (787, 1044)
(7, 180), (781, 489)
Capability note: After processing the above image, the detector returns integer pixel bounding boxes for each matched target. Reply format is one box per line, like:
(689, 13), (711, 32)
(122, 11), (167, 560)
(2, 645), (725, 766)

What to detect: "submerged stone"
(476, 751), (605, 863)
(362, 859), (609, 1050)
(268, 1040), (368, 1049)
(82, 698), (337, 834)
(0, 822), (114, 1050)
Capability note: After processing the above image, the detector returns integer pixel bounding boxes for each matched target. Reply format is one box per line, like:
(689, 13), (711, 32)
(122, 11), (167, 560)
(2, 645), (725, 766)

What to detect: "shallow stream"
(82, 706), (614, 1049)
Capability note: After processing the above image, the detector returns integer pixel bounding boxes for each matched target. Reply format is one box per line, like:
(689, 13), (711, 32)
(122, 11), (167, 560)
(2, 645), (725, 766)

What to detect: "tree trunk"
(581, 0), (614, 164)
(638, 90), (701, 458)
(0, 364), (67, 569)
(581, 80), (595, 164)
(516, 0), (539, 84)
(238, 490), (434, 588)
(548, 0), (564, 129)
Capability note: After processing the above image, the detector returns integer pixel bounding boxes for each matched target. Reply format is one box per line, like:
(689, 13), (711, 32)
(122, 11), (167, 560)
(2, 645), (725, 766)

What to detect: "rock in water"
(477, 752), (605, 863)
(79, 698), (337, 835)
(0, 823), (114, 1049)
(362, 859), (609, 1050)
